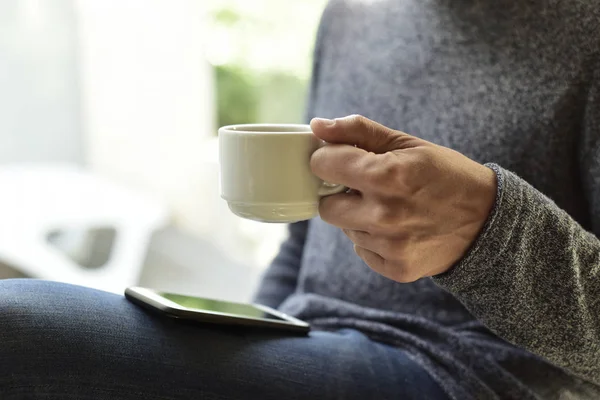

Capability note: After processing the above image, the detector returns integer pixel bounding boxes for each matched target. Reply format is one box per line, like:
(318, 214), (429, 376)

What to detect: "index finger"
(310, 144), (376, 192)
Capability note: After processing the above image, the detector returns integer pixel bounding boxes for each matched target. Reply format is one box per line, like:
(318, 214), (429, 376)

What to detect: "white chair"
(0, 163), (169, 293)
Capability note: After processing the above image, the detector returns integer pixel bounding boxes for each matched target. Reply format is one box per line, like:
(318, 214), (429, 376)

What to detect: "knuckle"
(379, 236), (411, 262)
(319, 196), (352, 226)
(350, 114), (370, 129)
(368, 204), (399, 234)
(343, 229), (360, 245)
(378, 238), (400, 261)
(363, 153), (405, 190)
(359, 153), (401, 187)
(417, 146), (437, 166)
(357, 153), (378, 178)
(408, 146), (438, 171)
(378, 153), (402, 181)
(349, 114), (379, 139)
(318, 198), (335, 223)
(392, 264), (419, 283)
(398, 147), (438, 194)
(310, 147), (328, 175)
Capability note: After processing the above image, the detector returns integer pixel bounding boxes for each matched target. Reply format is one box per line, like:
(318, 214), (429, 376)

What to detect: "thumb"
(310, 115), (418, 153)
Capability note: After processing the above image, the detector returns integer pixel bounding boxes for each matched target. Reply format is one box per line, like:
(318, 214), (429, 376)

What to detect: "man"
(2, 0), (599, 399)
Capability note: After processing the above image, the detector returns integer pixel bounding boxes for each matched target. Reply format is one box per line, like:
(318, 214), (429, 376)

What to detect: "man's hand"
(310, 115), (497, 282)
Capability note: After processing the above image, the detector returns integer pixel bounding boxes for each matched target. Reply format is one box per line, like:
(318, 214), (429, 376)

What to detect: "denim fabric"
(0, 279), (448, 399)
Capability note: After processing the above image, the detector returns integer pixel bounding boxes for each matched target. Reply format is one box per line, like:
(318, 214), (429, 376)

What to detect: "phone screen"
(159, 292), (287, 321)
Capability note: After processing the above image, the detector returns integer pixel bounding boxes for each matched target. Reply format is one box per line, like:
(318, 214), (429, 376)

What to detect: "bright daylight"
(2, 0), (599, 399)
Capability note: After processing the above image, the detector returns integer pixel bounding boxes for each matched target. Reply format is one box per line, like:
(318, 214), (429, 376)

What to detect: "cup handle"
(317, 181), (347, 197)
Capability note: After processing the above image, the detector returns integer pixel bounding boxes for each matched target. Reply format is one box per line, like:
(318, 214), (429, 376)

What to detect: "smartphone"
(125, 287), (310, 335)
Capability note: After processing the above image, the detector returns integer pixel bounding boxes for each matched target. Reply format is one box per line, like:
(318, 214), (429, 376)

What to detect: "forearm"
(434, 164), (600, 385)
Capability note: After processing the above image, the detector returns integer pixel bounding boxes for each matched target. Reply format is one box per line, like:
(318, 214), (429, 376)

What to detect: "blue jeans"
(0, 279), (448, 399)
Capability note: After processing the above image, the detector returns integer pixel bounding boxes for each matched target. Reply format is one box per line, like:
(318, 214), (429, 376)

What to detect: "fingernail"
(313, 117), (335, 127)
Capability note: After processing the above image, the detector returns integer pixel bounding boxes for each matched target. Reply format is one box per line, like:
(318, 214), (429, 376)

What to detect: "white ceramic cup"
(218, 123), (345, 223)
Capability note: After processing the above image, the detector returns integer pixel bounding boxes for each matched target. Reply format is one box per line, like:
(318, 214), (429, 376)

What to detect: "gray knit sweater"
(254, 0), (600, 398)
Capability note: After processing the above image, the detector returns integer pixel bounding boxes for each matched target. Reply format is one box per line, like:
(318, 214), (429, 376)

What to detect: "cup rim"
(218, 123), (312, 134)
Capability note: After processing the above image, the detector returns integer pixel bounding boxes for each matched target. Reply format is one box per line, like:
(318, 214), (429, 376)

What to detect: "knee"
(0, 278), (56, 331)
(0, 280), (74, 385)
(0, 280), (138, 383)
(0, 279), (126, 359)
(1, 279), (88, 346)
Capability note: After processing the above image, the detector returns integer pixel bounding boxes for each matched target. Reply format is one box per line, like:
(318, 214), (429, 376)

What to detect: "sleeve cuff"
(432, 163), (525, 293)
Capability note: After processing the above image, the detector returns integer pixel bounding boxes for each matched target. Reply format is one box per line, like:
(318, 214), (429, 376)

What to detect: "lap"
(0, 279), (448, 400)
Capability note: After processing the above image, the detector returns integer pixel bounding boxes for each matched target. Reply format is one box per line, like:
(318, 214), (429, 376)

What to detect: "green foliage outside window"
(206, 0), (326, 130)
(215, 65), (307, 127)
(215, 65), (259, 127)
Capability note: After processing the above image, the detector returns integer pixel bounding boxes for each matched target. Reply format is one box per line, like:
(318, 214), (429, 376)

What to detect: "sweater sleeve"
(433, 69), (600, 386)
